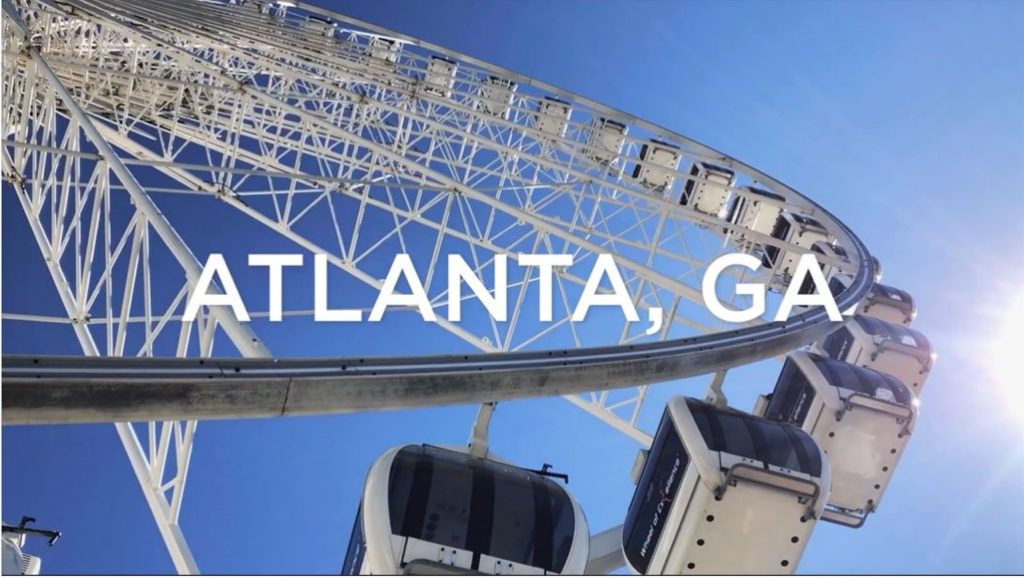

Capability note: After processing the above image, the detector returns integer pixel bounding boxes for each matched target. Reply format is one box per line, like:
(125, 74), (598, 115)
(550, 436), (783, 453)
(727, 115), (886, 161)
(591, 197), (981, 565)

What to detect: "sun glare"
(989, 294), (1024, 426)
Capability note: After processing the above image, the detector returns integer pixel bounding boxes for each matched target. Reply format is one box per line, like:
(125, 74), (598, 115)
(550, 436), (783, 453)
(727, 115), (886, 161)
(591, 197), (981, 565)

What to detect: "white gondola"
(1, 518), (58, 576)
(761, 212), (831, 279)
(423, 56), (457, 98)
(859, 283), (916, 326)
(632, 139), (681, 193)
(828, 256), (882, 288)
(306, 15), (334, 37)
(814, 315), (934, 394)
(368, 37), (400, 65)
(585, 117), (627, 164)
(815, 275), (916, 327)
(795, 240), (849, 295)
(680, 161), (735, 218)
(622, 397), (829, 575)
(535, 97), (572, 138)
(724, 185), (786, 239)
(1, 531), (40, 576)
(756, 352), (916, 528)
(811, 240), (848, 278)
(725, 185), (787, 241)
(480, 76), (517, 119)
(343, 444), (589, 575)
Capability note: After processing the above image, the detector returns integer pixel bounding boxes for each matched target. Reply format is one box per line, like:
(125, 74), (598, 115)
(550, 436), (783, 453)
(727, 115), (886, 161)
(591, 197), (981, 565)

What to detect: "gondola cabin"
(623, 397), (829, 575)
(858, 283), (916, 326)
(815, 315), (934, 394)
(761, 212), (831, 279)
(680, 162), (735, 218)
(811, 240), (848, 279)
(823, 272), (851, 298)
(535, 97), (572, 138)
(480, 76), (517, 119)
(757, 352), (917, 527)
(306, 15), (334, 37)
(343, 444), (589, 575)
(586, 117), (627, 165)
(632, 139), (682, 193)
(797, 241), (849, 295)
(810, 276), (916, 327)
(424, 56), (457, 98)
(726, 186), (787, 241)
(368, 37), (400, 65)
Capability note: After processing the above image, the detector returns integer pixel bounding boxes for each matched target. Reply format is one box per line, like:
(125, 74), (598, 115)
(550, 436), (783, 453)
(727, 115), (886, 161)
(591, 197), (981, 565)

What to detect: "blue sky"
(3, 0), (1024, 573)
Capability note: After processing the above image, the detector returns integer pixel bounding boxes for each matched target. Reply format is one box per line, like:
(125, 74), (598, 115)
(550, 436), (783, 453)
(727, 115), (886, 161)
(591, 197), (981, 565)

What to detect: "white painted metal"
(808, 240), (850, 286)
(624, 397), (829, 575)
(480, 75), (517, 119)
(535, 97), (572, 138)
(763, 212), (832, 281)
(358, 445), (589, 575)
(680, 161), (735, 218)
(2, 531), (39, 575)
(727, 185), (788, 244)
(585, 117), (627, 166)
(858, 284), (917, 326)
(424, 55), (457, 98)
(2, 5), (267, 571)
(468, 401), (496, 458)
(585, 525), (626, 574)
(765, 352), (916, 526)
(632, 139), (682, 193)
(812, 315), (934, 394)
(0, 0), (878, 572)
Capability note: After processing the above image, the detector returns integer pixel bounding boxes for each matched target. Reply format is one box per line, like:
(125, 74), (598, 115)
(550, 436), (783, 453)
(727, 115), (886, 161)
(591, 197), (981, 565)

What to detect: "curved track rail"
(4, 263), (873, 424)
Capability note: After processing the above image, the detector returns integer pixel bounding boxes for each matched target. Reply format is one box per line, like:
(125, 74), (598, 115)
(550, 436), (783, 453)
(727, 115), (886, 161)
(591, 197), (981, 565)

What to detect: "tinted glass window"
(792, 213), (825, 229)
(765, 358), (816, 425)
(856, 316), (930, 352)
(749, 186), (786, 203)
(762, 215), (791, 268)
(867, 285), (914, 317)
(798, 264), (829, 295)
(342, 507), (366, 575)
(725, 195), (743, 223)
(703, 162), (735, 178)
(809, 353), (912, 405)
(387, 445), (575, 573)
(682, 163), (700, 201)
(762, 244), (780, 268)
(623, 411), (689, 574)
(687, 398), (822, 477)
(827, 276), (847, 299)
(822, 325), (855, 360)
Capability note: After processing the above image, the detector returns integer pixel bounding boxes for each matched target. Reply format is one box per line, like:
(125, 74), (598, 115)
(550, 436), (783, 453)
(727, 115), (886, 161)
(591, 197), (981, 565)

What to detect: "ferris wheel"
(1, 0), (933, 575)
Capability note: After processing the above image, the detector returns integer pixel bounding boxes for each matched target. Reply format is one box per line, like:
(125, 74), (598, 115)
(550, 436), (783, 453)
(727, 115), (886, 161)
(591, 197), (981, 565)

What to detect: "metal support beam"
(27, 47), (269, 359)
(585, 525), (626, 574)
(703, 370), (729, 407)
(468, 402), (496, 458)
(9, 45), (275, 574)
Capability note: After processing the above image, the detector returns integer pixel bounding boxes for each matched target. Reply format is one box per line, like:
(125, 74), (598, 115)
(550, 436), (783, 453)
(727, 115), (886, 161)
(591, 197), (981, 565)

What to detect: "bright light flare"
(987, 293), (1024, 427)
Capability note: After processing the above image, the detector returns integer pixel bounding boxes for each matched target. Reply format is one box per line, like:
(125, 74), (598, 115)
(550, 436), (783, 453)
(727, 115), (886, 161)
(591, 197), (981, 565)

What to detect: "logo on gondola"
(181, 252), (844, 327)
(640, 455), (683, 560)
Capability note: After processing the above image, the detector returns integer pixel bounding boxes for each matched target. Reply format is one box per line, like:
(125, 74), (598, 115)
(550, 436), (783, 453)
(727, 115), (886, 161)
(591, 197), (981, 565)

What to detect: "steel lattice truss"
(1, 0), (866, 572)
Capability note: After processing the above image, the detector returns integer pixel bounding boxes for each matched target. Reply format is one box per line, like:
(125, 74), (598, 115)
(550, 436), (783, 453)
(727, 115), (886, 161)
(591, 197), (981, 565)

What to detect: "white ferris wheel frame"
(0, 0), (876, 573)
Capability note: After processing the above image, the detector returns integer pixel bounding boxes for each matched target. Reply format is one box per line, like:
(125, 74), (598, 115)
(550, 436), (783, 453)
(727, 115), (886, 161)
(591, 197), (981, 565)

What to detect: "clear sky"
(3, 0), (1024, 574)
